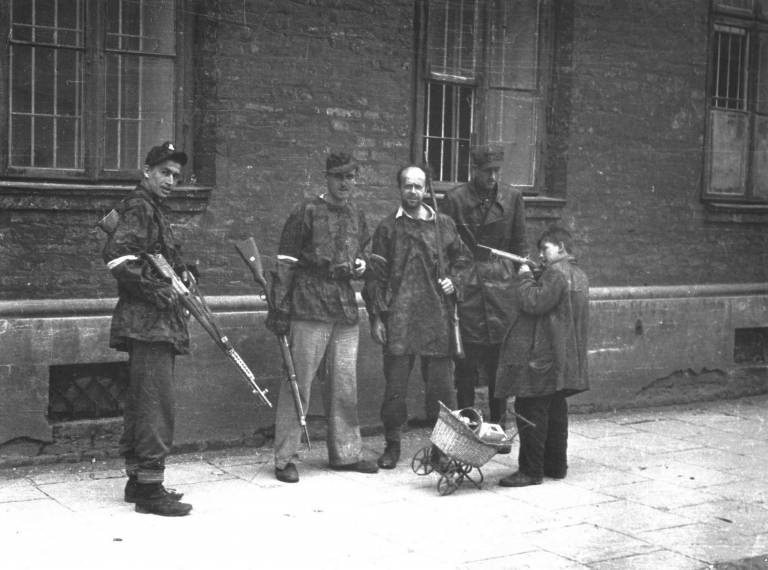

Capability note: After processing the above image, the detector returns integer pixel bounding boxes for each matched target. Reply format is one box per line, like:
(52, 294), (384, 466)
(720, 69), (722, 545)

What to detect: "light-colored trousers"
(274, 319), (364, 468)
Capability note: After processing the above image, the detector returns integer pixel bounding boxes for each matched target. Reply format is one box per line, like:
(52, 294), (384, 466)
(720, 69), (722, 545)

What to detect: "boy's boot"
(124, 474), (184, 503)
(377, 440), (401, 469)
(133, 483), (192, 517)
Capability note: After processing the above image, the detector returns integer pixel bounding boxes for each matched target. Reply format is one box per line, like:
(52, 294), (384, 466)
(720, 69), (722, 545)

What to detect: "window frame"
(704, 1), (768, 204)
(0, 0), (194, 183)
(412, 0), (554, 195)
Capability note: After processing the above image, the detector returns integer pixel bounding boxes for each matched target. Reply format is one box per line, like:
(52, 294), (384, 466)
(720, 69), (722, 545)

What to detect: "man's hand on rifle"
(266, 309), (291, 336)
(438, 277), (455, 295)
(352, 257), (367, 278)
(153, 285), (178, 309)
(371, 315), (387, 345)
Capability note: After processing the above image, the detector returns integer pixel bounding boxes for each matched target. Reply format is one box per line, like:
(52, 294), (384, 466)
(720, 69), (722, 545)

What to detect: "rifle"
(234, 237), (311, 450)
(426, 175), (465, 359)
(146, 253), (272, 408)
(476, 244), (543, 272)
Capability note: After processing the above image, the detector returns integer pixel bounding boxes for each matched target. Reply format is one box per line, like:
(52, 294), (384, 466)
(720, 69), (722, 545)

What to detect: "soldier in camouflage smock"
(267, 152), (379, 483)
(103, 142), (193, 517)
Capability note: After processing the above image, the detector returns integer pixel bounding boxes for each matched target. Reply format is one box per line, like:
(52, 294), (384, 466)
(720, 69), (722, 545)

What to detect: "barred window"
(3, 0), (187, 179)
(704, 1), (768, 202)
(417, 0), (550, 192)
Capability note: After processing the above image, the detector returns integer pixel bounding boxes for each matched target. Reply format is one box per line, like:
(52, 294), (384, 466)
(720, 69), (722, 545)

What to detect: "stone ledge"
(2, 285), (765, 318)
(0, 180), (212, 213)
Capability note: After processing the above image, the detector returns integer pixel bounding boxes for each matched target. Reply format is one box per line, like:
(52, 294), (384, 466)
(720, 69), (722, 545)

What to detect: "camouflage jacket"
(102, 185), (190, 354)
(363, 206), (472, 357)
(271, 194), (370, 325)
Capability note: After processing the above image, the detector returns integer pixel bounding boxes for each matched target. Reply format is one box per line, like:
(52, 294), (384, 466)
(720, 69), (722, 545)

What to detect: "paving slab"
(1, 395), (767, 570)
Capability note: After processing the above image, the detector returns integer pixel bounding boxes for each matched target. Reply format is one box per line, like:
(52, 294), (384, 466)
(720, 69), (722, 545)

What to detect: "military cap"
(144, 141), (188, 167)
(470, 144), (505, 169)
(326, 152), (359, 174)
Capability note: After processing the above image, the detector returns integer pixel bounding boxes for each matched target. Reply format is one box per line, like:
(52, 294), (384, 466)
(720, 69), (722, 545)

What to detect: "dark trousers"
(121, 340), (176, 484)
(454, 343), (507, 425)
(514, 392), (568, 478)
(381, 354), (456, 443)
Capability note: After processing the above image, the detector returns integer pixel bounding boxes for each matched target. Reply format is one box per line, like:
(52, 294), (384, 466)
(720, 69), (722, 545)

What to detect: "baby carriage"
(411, 401), (534, 495)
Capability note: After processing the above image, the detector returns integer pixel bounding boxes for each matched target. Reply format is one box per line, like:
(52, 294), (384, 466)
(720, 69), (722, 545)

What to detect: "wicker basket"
(430, 401), (509, 468)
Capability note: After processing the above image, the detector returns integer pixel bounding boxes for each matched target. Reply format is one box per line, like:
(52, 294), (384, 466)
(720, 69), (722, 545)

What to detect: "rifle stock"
(234, 238), (311, 449)
(146, 253), (272, 407)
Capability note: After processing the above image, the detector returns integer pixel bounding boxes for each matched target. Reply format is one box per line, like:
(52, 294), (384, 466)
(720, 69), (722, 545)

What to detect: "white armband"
(276, 254), (299, 265)
(106, 254), (139, 271)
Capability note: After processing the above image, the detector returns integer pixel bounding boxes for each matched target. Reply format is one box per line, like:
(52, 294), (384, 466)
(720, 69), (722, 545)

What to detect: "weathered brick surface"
(555, 0), (768, 286)
(2, 0), (766, 301)
(190, 0), (415, 295)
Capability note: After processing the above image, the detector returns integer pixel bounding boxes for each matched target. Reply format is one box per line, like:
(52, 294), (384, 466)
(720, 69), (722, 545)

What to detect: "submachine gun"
(234, 238), (311, 450)
(146, 253), (272, 408)
(476, 245), (543, 276)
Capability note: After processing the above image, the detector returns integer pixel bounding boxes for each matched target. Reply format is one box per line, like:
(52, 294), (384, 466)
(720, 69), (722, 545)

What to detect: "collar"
(395, 203), (436, 221)
(468, 179), (503, 212)
(318, 193), (351, 209)
(137, 181), (164, 207)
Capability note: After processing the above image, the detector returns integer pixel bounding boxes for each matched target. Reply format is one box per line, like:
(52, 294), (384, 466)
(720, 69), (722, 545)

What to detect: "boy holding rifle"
(363, 164), (471, 469)
(102, 142), (193, 517)
(495, 225), (590, 487)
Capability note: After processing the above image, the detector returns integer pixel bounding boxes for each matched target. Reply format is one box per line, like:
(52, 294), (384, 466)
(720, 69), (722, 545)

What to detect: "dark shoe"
(275, 462), (299, 483)
(498, 471), (542, 487)
(330, 460), (379, 474)
(132, 483), (192, 517)
(495, 444), (512, 455)
(544, 468), (567, 479)
(377, 443), (401, 469)
(135, 498), (193, 517)
(124, 478), (183, 503)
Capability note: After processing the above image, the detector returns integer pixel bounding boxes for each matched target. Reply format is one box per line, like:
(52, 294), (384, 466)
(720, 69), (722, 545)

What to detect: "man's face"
(143, 160), (182, 200)
(399, 167), (427, 212)
(472, 166), (501, 193)
(326, 170), (356, 203)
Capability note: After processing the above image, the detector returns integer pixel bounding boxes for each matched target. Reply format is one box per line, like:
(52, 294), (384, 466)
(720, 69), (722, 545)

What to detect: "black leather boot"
(124, 475), (184, 503)
(133, 483), (192, 516)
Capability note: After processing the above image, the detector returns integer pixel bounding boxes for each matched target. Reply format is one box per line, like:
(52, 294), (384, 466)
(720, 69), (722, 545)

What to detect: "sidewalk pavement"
(2, 395), (767, 570)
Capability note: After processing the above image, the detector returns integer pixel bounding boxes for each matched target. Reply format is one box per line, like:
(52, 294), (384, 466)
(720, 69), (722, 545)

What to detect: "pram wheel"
(411, 446), (434, 476)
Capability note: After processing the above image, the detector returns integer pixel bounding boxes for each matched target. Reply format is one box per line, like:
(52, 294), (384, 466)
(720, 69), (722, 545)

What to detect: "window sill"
(704, 201), (768, 224)
(0, 180), (212, 213)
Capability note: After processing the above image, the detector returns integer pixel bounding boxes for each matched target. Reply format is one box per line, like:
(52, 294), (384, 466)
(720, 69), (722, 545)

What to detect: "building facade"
(1, 0), (766, 462)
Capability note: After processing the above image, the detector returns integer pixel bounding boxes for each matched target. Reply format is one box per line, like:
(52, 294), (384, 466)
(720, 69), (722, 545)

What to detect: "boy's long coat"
(495, 259), (589, 398)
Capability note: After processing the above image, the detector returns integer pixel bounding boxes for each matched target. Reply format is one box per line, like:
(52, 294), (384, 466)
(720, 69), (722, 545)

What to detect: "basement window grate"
(48, 362), (129, 422)
(734, 327), (768, 364)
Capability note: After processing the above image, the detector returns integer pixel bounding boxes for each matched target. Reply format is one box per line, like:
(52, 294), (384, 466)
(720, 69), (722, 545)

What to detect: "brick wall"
(555, 0), (768, 286)
(189, 0), (415, 295)
(1, 0), (766, 301)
